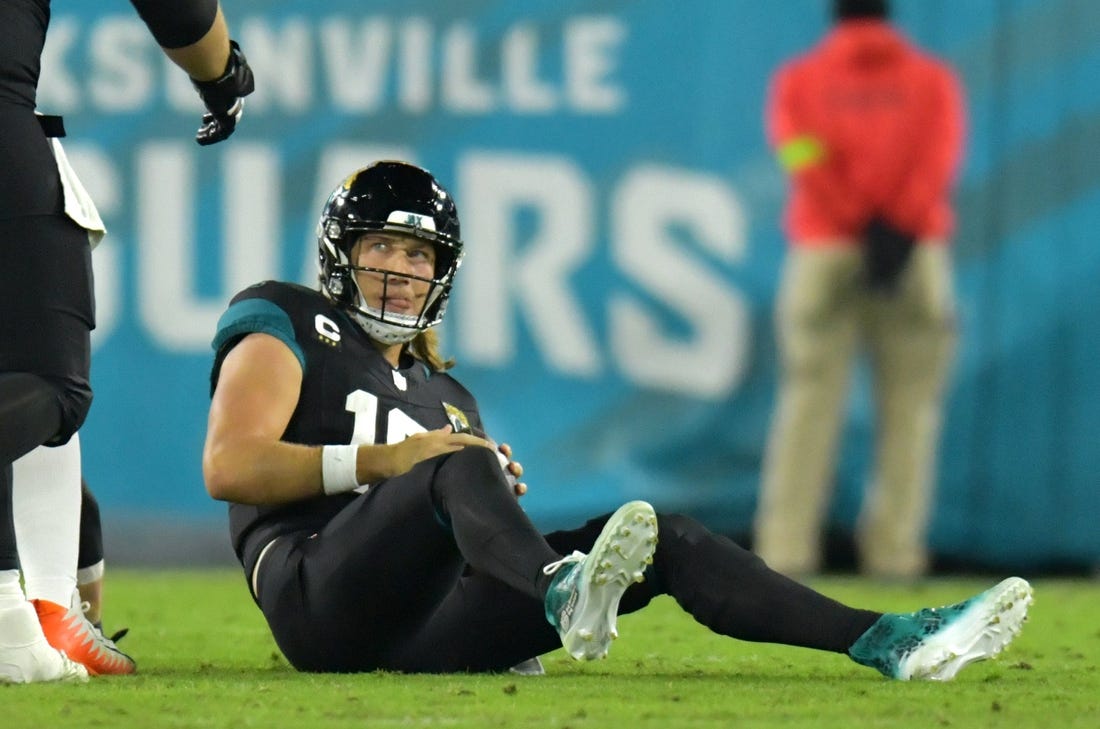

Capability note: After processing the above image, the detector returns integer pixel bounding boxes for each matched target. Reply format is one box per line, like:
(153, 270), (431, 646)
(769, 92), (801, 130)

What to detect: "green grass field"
(4, 571), (1098, 728)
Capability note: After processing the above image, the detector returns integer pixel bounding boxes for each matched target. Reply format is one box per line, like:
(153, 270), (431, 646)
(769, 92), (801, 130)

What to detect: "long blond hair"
(408, 328), (454, 372)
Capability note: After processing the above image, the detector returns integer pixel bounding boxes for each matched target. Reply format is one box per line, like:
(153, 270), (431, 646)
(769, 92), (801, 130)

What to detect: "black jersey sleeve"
(210, 282), (308, 394)
(130, 0), (218, 49)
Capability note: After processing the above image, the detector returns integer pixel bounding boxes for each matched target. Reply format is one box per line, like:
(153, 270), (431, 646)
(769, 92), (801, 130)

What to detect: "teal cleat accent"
(543, 501), (658, 661)
(507, 656), (545, 676)
(849, 577), (1033, 680)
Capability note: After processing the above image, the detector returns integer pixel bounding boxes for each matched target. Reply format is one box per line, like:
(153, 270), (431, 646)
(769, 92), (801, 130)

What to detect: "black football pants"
(249, 447), (879, 673)
(0, 214), (96, 569)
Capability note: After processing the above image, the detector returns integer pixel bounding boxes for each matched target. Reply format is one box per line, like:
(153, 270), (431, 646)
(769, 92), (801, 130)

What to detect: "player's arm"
(203, 333), (490, 505)
(129, 0), (255, 145)
(204, 332), (315, 504)
(158, 6), (231, 81)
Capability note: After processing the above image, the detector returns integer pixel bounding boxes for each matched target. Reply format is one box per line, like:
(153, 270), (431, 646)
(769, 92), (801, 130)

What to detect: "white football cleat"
(849, 577), (1032, 680)
(543, 501), (658, 661)
(0, 601), (88, 683)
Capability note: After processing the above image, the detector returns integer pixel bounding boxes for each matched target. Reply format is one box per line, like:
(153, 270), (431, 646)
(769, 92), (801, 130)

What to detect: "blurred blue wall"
(43, 0), (1100, 568)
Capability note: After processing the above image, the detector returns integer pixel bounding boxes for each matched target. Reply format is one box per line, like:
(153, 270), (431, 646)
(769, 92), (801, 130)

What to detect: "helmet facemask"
(316, 161), (464, 345)
(352, 233), (460, 345)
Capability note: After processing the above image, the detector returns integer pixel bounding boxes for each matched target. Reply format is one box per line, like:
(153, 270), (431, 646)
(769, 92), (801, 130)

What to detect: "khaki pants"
(753, 241), (956, 578)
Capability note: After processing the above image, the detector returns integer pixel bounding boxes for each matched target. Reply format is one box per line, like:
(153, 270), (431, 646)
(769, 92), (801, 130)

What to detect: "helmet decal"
(386, 210), (437, 233)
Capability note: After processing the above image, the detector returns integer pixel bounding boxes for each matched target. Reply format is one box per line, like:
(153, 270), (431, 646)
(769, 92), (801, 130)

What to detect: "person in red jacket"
(754, 0), (965, 579)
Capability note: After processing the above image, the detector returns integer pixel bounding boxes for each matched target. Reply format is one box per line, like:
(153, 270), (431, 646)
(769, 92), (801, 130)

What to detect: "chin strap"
(351, 309), (421, 345)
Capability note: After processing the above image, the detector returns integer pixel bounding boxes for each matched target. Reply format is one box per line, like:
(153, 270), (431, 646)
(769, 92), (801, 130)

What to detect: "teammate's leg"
(77, 481), (106, 627)
(0, 465), (87, 683)
(0, 375), (64, 466)
(0, 216), (95, 683)
(74, 489), (128, 643)
(13, 443), (135, 675)
(0, 215), (96, 464)
(12, 438), (80, 608)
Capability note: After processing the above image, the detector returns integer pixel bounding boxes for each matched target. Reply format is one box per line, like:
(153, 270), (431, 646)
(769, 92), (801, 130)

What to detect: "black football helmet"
(317, 161), (463, 344)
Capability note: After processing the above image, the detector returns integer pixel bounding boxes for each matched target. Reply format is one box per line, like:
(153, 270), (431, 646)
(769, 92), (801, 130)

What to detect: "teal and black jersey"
(210, 280), (482, 569)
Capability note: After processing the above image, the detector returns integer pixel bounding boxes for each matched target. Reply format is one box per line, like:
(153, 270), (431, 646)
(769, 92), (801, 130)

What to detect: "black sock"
(78, 480), (104, 571)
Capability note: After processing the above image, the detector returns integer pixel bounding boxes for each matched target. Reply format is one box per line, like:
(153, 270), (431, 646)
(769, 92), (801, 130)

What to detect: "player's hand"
(389, 426), (491, 477)
(495, 442), (526, 498)
(192, 40), (255, 146)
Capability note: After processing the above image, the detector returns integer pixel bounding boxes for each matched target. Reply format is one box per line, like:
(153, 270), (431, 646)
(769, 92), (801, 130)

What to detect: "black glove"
(191, 40), (255, 146)
(862, 215), (917, 293)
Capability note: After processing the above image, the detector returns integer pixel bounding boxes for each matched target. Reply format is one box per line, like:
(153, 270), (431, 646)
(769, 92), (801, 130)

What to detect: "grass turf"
(4, 570), (1098, 728)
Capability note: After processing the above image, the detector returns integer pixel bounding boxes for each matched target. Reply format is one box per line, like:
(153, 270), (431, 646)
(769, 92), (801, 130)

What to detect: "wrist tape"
(321, 444), (360, 495)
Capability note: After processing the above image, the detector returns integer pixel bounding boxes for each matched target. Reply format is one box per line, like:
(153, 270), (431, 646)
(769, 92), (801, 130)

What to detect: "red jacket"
(766, 20), (966, 244)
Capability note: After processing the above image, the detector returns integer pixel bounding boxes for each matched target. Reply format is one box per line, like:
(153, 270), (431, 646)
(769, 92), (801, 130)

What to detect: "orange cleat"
(32, 598), (135, 676)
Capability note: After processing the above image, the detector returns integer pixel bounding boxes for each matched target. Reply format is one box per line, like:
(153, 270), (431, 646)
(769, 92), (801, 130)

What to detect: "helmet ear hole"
(319, 232), (355, 305)
(328, 270), (351, 303)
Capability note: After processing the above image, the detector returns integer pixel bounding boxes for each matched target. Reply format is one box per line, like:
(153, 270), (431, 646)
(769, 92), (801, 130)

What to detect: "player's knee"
(438, 443), (500, 483)
(46, 374), (93, 446)
(429, 444), (507, 516)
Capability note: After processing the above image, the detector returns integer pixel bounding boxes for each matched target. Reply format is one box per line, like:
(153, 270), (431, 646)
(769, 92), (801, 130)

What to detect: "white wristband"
(321, 444), (360, 495)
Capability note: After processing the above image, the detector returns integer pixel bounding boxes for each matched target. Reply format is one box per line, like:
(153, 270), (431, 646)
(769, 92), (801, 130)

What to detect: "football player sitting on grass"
(201, 160), (1031, 678)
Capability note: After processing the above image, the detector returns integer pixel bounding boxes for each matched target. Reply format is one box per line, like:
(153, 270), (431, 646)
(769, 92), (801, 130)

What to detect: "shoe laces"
(542, 551), (586, 576)
(74, 599), (128, 650)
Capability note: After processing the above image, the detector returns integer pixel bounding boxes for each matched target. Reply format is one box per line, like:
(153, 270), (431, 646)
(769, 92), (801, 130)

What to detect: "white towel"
(48, 137), (106, 249)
